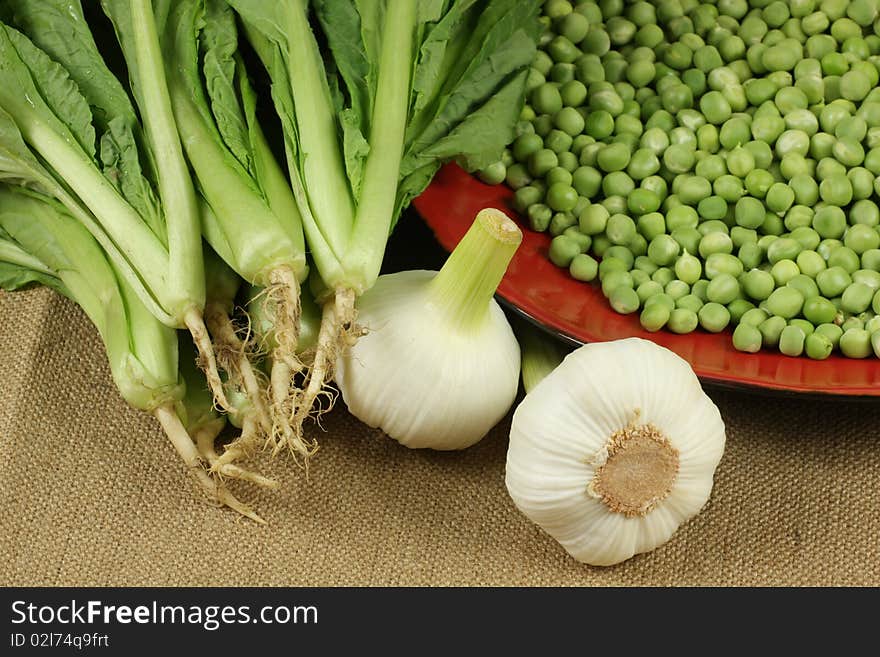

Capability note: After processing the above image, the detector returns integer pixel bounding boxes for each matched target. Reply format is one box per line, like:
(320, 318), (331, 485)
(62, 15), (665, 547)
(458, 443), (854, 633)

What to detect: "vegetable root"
(204, 302), (272, 436)
(193, 418), (279, 490)
(153, 404), (264, 523)
(257, 266), (309, 457)
(184, 309), (232, 413)
(279, 287), (360, 464)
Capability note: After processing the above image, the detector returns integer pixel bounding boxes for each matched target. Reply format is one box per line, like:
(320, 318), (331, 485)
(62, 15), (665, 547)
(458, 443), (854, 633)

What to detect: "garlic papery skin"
(505, 338), (726, 566)
(336, 209), (522, 450)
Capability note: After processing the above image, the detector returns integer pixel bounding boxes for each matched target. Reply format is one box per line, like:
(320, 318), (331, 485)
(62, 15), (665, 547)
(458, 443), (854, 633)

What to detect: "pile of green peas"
(479, 0), (880, 360)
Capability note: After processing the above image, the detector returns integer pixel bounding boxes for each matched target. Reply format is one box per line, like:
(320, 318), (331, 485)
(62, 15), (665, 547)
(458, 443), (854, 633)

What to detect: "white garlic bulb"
(505, 338), (726, 566)
(337, 208), (523, 450)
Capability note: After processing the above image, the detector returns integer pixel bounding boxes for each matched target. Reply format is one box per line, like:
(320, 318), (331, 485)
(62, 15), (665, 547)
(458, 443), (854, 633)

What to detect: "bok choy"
(0, 0), (228, 410)
(228, 0), (542, 454)
(0, 186), (269, 521)
(156, 0), (313, 457)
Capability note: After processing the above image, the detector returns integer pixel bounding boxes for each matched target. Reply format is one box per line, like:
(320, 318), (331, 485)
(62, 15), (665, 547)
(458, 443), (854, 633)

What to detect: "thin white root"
(268, 266), (306, 373)
(184, 310), (232, 413)
(205, 303), (272, 436)
(281, 288), (359, 466)
(213, 416), (264, 468)
(192, 417), (279, 489)
(269, 358), (294, 455)
(154, 404), (265, 523)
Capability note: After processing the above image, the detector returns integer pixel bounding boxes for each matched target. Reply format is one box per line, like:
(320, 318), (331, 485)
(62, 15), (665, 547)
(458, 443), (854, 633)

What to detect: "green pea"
(664, 206), (698, 232)
(569, 254), (599, 282)
(841, 282), (875, 313)
(813, 322), (842, 348)
(604, 246), (635, 269)
(597, 143), (632, 172)
(861, 249), (880, 273)
(668, 308), (699, 334)
(705, 253), (743, 280)
(759, 315), (788, 347)
(796, 250), (827, 277)
(787, 274), (820, 300)
(505, 163), (532, 190)
(634, 256), (660, 275)
(609, 286), (641, 314)
(640, 303), (670, 332)
(778, 325), (806, 357)
(744, 170), (775, 199)
(713, 175), (746, 202)
(601, 269), (634, 299)
(790, 226), (821, 252)
(665, 279), (691, 302)
(813, 206), (848, 239)
(765, 286), (804, 319)
(527, 203), (552, 232)
(532, 84), (564, 116)
(707, 273), (740, 304)
(549, 211), (578, 236)
(648, 234), (681, 266)
(841, 316), (864, 333)
(668, 250), (700, 286)
(741, 269), (774, 302)
(804, 332), (834, 360)
(771, 259), (801, 286)
(844, 224), (880, 255)
(651, 267), (676, 287)
(785, 205), (816, 231)
(645, 291), (676, 313)
(726, 146), (756, 178)
(731, 298), (757, 325)
(765, 183), (796, 213)
(741, 308), (770, 328)
(572, 166), (603, 199)
(828, 246), (862, 274)
(578, 204), (609, 235)
(733, 323), (764, 352)
(816, 266), (853, 297)
(697, 232), (733, 259)
(854, 269), (880, 291)
(604, 213), (635, 245)
(734, 196), (767, 229)
(546, 183), (579, 212)
(767, 237), (802, 264)
(630, 268), (651, 287)
(840, 70), (872, 102)
(739, 243), (764, 271)
(696, 195), (728, 221)
(635, 280), (663, 303)
(662, 144), (697, 175)
(549, 235), (582, 268)
(802, 296), (837, 325)
(840, 328), (873, 358)
(697, 302), (731, 333)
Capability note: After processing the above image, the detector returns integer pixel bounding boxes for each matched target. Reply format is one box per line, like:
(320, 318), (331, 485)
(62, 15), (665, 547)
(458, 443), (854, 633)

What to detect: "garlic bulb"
(505, 338), (726, 566)
(337, 208), (522, 450)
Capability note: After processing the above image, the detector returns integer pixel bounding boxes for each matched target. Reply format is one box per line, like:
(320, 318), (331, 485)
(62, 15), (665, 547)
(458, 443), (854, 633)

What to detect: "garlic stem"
(515, 319), (567, 393)
(427, 208), (522, 331)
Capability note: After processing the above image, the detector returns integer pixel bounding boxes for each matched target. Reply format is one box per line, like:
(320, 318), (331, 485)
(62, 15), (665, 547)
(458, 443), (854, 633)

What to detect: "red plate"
(413, 163), (880, 397)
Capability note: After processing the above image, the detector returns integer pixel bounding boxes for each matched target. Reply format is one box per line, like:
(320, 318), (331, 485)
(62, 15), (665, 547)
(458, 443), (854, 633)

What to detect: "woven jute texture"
(1, 287), (878, 587)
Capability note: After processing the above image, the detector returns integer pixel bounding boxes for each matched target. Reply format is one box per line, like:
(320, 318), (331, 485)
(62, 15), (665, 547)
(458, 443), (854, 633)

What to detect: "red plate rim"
(413, 163), (880, 398)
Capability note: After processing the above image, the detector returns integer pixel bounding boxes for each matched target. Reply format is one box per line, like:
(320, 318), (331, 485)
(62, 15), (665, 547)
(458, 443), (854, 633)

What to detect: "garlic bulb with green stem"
(506, 338), (726, 566)
(336, 208), (522, 450)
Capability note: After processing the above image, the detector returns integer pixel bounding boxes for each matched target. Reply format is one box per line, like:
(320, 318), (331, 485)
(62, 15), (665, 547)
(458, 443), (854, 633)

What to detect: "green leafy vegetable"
(227, 0), (541, 452)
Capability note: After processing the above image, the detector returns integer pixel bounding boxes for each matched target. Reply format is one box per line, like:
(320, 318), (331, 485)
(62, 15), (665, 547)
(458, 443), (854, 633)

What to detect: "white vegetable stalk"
(337, 208), (523, 450)
(506, 338), (726, 566)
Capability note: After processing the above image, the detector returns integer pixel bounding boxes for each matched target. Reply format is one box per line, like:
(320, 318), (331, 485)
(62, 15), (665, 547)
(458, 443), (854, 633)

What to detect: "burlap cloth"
(1, 287), (878, 587)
